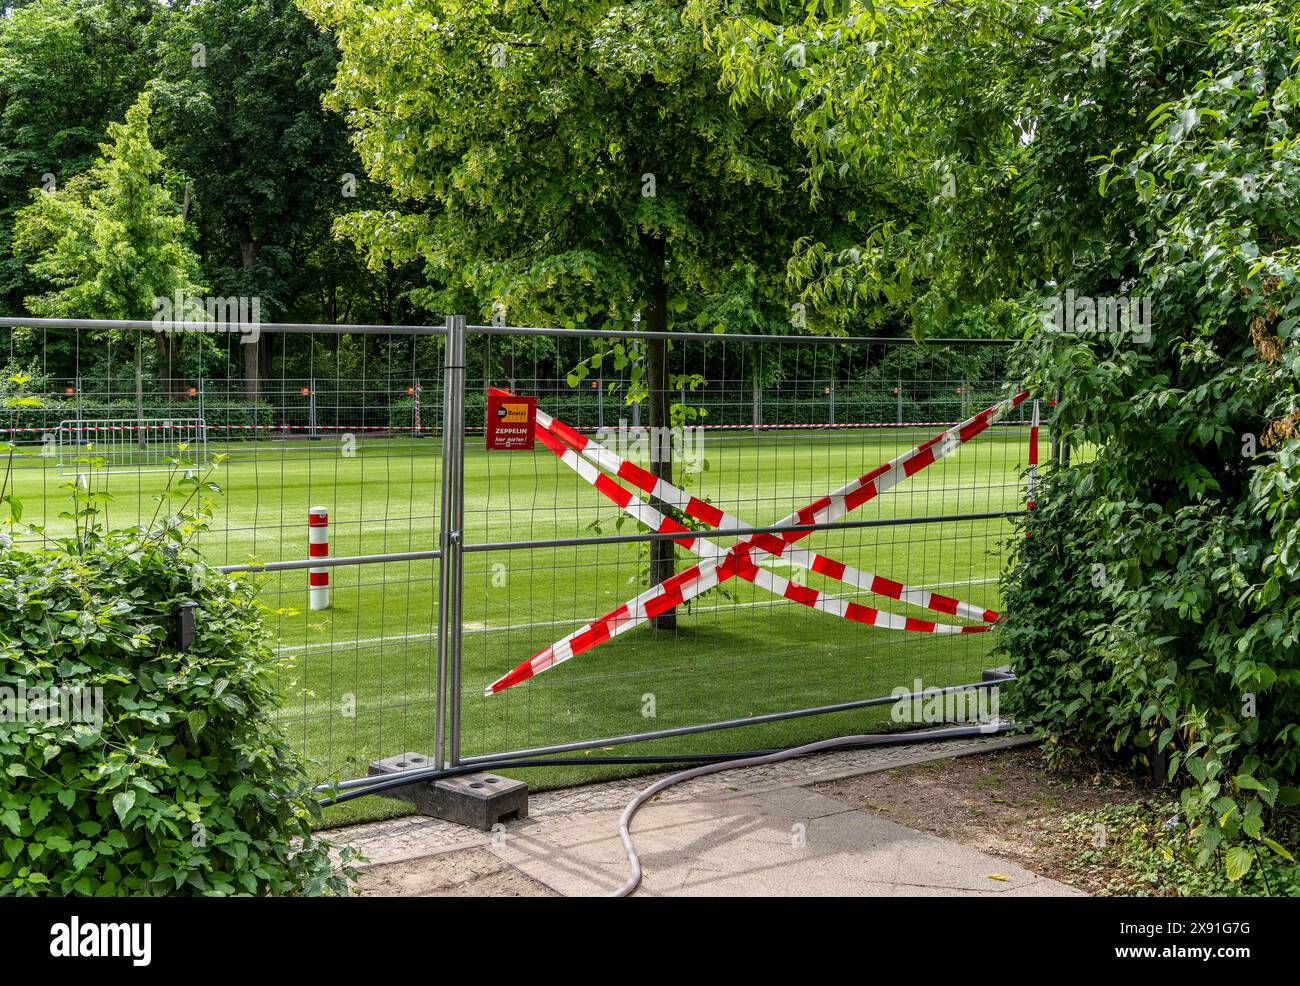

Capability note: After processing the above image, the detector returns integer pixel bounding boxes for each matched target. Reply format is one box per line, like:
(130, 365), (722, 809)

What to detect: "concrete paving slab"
(332, 734), (1036, 868)
(491, 787), (1085, 897)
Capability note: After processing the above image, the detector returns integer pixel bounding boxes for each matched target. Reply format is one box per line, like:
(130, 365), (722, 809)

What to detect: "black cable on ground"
(610, 722), (1017, 896)
(318, 723), (1018, 809)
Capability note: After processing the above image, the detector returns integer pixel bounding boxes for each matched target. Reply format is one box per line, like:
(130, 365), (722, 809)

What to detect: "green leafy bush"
(0, 396), (275, 434)
(1062, 802), (1300, 897)
(992, 0), (1300, 884)
(0, 515), (359, 896)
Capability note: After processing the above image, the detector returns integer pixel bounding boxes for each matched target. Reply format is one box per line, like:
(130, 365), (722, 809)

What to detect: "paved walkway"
(331, 734), (1084, 897)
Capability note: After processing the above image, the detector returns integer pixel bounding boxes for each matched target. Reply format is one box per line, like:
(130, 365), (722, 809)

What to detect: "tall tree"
(150, 0), (356, 398)
(0, 0), (153, 315)
(13, 91), (204, 443)
(14, 90), (203, 319)
(302, 0), (862, 623)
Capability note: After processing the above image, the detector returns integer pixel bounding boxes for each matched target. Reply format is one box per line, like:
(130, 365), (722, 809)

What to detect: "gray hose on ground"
(612, 722), (1016, 897)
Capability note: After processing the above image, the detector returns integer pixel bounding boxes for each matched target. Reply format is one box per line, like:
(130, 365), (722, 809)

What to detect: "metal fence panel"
(2, 318), (448, 783)
(2, 316), (1043, 788)
(452, 326), (1040, 766)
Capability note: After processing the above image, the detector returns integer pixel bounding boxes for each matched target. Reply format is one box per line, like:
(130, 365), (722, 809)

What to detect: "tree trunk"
(641, 234), (675, 630)
(241, 340), (260, 404)
(154, 332), (178, 399)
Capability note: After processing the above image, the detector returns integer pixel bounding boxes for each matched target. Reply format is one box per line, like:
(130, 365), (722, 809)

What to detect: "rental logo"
(486, 392), (536, 450)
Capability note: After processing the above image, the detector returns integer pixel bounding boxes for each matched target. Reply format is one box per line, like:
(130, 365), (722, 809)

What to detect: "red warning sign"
(486, 392), (536, 450)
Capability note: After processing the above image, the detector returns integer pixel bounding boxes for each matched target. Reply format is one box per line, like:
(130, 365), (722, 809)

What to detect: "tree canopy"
(0, 0), (152, 311)
(13, 91), (202, 319)
(301, 0), (870, 334)
(0, 0), (424, 390)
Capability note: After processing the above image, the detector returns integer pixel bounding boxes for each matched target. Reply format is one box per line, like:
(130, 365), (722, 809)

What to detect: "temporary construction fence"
(0, 315), (1047, 788)
(2, 316), (449, 785)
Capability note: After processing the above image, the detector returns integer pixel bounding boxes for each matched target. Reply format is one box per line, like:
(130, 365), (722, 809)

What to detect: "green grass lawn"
(9, 421), (1042, 824)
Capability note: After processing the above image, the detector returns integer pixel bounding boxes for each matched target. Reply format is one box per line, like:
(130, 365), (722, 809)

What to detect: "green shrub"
(966, 0), (1300, 886)
(998, 400), (1300, 883)
(0, 396), (276, 435)
(995, 468), (1123, 756)
(0, 517), (360, 896)
(1062, 802), (1300, 897)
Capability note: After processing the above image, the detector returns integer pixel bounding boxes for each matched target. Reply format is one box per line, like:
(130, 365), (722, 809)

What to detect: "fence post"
(308, 376), (318, 440)
(630, 339), (641, 429)
(135, 337), (146, 452)
(308, 507), (330, 610)
(435, 314), (467, 768)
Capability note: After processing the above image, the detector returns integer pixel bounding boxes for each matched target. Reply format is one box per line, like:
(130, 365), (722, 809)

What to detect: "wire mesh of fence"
(1, 317), (1043, 789)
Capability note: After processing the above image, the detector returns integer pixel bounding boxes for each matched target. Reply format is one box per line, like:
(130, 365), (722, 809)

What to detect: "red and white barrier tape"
(527, 397), (997, 627)
(486, 389), (1029, 694)
(531, 424), (987, 636)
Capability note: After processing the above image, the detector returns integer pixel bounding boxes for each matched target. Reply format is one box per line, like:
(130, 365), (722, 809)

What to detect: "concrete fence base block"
(367, 753), (529, 831)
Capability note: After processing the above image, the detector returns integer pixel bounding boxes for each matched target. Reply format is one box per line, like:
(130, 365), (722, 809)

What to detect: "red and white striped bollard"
(309, 507), (330, 610)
